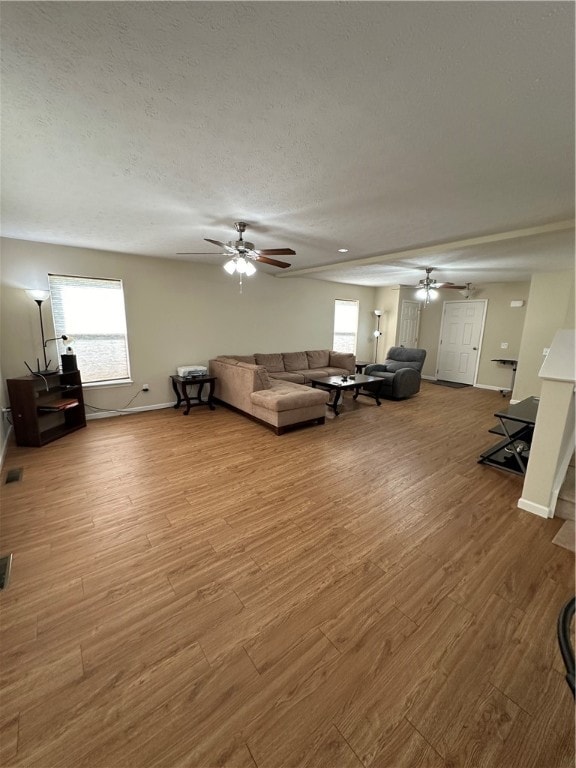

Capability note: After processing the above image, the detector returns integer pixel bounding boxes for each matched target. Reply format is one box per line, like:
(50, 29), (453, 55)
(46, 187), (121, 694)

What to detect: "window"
(333, 299), (359, 354)
(48, 274), (131, 385)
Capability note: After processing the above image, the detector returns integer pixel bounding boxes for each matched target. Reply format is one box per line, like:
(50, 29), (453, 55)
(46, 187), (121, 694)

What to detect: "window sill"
(83, 380), (134, 389)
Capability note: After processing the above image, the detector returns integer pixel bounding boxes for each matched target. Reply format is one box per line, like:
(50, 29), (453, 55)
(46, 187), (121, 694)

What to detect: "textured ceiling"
(1, 1), (574, 286)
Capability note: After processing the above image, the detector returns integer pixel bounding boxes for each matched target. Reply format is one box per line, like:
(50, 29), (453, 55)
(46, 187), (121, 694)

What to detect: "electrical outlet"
(142, 384), (149, 392)
(500, 342), (508, 349)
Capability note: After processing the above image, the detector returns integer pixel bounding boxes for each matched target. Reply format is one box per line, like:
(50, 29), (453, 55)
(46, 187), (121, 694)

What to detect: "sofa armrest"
(364, 364), (388, 375)
(209, 359), (271, 413)
(390, 367), (422, 398)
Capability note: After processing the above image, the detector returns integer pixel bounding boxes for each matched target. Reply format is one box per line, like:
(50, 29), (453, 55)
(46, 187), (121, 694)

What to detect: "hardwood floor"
(0, 383), (573, 768)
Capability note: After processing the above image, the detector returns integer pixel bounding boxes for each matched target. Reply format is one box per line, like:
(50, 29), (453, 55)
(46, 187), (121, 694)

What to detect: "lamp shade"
(26, 289), (50, 302)
(244, 261), (256, 276)
(223, 260), (237, 275)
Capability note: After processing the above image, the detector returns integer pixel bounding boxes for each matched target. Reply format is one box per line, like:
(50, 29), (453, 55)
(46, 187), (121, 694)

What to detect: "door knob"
(473, 347), (478, 350)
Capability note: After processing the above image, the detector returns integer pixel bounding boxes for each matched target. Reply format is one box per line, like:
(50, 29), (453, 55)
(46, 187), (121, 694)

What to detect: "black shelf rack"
(478, 396), (539, 476)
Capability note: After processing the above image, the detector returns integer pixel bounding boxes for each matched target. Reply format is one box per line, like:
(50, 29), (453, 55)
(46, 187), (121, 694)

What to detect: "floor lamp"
(373, 310), (383, 363)
(25, 289), (55, 374)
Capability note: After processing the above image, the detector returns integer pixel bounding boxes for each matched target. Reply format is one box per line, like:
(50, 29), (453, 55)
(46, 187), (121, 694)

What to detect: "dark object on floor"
(4, 467), (23, 484)
(557, 596), (575, 697)
(0, 554), (13, 589)
(428, 380), (471, 389)
(362, 347), (427, 400)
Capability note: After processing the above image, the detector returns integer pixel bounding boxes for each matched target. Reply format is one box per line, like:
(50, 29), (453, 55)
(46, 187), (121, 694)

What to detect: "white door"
(437, 300), (487, 384)
(398, 301), (421, 348)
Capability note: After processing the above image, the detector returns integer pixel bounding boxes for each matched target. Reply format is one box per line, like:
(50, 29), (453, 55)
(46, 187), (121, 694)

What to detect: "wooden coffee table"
(309, 374), (384, 415)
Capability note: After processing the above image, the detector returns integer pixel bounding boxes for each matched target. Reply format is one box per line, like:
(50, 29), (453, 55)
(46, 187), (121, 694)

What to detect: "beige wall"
(415, 289), (445, 378)
(0, 361), (9, 462)
(373, 286), (400, 364)
(514, 270), (575, 401)
(0, 238), (377, 414)
(414, 282), (530, 384)
(474, 282), (530, 389)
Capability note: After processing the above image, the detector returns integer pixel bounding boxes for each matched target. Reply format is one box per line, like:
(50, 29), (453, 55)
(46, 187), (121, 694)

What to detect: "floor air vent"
(5, 468), (23, 484)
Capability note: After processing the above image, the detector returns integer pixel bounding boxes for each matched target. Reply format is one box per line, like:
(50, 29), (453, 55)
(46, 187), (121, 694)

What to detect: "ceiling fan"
(177, 221), (294, 276)
(414, 267), (468, 305)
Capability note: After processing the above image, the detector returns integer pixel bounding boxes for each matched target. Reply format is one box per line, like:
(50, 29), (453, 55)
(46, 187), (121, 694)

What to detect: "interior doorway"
(398, 300), (421, 348)
(436, 300), (487, 384)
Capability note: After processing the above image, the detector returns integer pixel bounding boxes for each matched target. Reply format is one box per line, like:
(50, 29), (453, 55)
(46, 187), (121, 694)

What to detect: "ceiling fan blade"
(255, 255), (291, 269)
(176, 251), (227, 255)
(443, 284), (468, 290)
(204, 238), (227, 248)
(255, 248), (296, 256)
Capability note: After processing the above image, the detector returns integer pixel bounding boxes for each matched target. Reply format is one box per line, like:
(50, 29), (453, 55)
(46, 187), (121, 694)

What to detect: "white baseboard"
(421, 375), (437, 381)
(517, 497), (551, 518)
(86, 402), (174, 420)
(474, 383), (505, 392)
(0, 425), (13, 471)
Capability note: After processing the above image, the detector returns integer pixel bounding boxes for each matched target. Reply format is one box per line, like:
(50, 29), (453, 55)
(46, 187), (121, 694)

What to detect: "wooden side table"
(170, 375), (216, 415)
(355, 361), (370, 374)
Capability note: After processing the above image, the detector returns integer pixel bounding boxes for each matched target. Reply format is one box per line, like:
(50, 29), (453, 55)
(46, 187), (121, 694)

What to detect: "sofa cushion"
(234, 354), (256, 364)
(251, 384), (328, 412)
(255, 353), (285, 372)
(304, 369), (334, 381)
(306, 350), (330, 368)
(321, 367), (350, 377)
(231, 362), (271, 391)
(254, 365), (272, 390)
(387, 346), (426, 366)
(329, 352), (355, 372)
(382, 359), (422, 372)
(270, 371), (307, 384)
(282, 351), (309, 371)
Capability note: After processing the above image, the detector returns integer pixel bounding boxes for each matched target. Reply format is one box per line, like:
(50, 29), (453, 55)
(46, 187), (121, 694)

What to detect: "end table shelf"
(170, 374), (216, 415)
(478, 396), (539, 476)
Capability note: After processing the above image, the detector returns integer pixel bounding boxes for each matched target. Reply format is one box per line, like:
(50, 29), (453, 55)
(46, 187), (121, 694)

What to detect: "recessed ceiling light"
(338, 248), (349, 253)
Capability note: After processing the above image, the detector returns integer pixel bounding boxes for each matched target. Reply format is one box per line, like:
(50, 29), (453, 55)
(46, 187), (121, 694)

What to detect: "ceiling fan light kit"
(416, 286), (439, 303)
(415, 268), (440, 306)
(414, 267), (470, 305)
(177, 222), (294, 288)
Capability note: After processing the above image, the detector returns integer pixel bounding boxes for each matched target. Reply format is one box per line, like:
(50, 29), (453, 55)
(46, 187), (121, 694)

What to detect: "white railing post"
(518, 329), (575, 518)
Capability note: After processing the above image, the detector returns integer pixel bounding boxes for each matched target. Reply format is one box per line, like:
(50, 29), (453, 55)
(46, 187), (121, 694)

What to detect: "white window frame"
(48, 274), (132, 386)
(332, 299), (359, 354)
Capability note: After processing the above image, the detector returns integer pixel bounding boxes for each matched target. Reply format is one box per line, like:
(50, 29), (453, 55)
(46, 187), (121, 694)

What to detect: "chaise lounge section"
(209, 356), (331, 435)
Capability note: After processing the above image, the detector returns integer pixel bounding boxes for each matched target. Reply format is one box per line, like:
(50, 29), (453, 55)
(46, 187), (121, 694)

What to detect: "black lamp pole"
(34, 298), (50, 372)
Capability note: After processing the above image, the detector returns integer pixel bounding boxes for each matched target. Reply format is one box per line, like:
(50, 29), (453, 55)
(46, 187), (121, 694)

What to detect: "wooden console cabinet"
(7, 370), (86, 447)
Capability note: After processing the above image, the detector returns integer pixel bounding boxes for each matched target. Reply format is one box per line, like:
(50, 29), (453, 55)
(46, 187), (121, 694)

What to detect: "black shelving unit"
(478, 396), (539, 476)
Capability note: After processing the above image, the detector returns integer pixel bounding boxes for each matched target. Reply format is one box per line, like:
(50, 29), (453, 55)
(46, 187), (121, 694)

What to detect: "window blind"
(48, 274), (131, 384)
(333, 299), (359, 354)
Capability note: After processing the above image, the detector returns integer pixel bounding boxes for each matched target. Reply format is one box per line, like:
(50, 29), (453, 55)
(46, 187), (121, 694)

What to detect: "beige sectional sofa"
(209, 350), (355, 434)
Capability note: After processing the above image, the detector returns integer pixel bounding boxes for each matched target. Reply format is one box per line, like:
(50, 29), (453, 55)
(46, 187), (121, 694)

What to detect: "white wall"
(0, 238), (377, 413)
